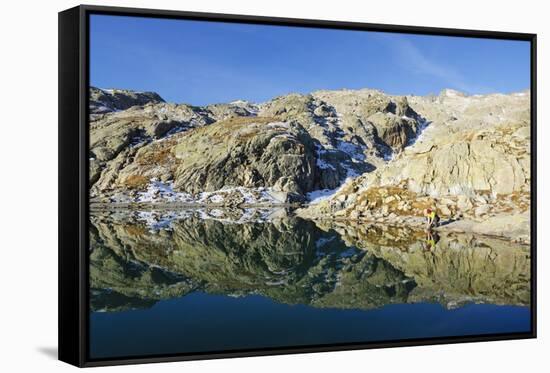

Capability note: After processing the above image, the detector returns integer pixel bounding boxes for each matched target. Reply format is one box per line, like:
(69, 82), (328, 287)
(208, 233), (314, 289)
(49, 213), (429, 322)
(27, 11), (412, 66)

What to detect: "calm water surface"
(89, 209), (531, 359)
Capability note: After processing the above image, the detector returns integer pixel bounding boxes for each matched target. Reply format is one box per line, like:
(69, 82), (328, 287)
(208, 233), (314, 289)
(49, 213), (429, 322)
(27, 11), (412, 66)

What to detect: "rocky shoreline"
(88, 86), (531, 245)
(90, 202), (530, 245)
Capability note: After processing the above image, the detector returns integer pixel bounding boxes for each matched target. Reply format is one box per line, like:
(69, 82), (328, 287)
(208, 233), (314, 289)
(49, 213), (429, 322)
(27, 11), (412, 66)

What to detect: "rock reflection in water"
(89, 209), (530, 313)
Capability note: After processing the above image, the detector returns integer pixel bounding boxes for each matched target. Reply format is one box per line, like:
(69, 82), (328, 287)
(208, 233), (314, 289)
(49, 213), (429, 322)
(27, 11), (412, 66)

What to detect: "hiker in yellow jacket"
(425, 208), (439, 229)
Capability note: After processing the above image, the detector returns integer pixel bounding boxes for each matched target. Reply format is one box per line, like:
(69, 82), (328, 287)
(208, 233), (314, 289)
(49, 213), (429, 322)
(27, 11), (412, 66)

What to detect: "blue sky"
(90, 14), (530, 105)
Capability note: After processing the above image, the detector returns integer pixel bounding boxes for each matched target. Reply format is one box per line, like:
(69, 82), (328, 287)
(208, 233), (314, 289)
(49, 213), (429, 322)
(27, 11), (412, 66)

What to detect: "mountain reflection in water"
(89, 208), (531, 358)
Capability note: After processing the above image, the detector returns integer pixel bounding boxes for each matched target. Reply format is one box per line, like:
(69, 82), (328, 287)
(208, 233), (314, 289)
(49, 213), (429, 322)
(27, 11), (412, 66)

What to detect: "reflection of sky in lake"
(90, 292), (530, 359)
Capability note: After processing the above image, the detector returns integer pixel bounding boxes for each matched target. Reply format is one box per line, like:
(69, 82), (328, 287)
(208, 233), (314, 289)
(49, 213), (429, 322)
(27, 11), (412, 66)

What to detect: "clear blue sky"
(90, 14), (530, 105)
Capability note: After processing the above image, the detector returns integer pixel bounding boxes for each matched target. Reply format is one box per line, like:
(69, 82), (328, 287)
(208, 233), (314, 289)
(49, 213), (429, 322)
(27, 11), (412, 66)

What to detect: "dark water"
(88, 209), (531, 359)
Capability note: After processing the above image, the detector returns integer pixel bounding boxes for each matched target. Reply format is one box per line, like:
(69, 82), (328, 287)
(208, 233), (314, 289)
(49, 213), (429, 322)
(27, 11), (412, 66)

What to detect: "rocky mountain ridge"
(90, 87), (431, 204)
(90, 87), (165, 116)
(297, 89), (531, 241)
(89, 86), (531, 240)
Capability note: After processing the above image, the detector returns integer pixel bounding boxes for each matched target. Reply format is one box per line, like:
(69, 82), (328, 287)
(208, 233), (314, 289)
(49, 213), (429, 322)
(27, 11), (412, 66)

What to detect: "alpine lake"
(89, 207), (531, 359)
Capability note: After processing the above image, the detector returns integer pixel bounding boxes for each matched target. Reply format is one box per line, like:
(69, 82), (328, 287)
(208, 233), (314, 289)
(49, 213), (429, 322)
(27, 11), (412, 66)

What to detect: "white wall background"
(0, 0), (547, 371)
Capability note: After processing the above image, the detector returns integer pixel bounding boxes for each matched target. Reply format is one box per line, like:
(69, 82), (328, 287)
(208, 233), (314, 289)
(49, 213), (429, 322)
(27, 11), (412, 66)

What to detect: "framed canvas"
(58, 4), (537, 367)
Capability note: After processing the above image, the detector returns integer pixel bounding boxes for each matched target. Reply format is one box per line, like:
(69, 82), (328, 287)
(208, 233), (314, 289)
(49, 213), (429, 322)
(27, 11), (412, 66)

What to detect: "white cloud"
(378, 33), (493, 94)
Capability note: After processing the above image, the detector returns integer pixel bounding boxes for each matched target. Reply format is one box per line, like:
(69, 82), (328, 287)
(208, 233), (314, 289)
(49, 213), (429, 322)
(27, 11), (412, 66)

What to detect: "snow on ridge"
(310, 112), (367, 203)
(306, 169), (356, 204)
(405, 117), (431, 148)
(230, 99), (252, 105)
(316, 157), (337, 171)
(136, 180), (283, 206)
(441, 89), (467, 98)
(198, 186), (280, 205)
(228, 99), (260, 115)
(307, 188), (339, 204)
(337, 141), (366, 162)
(137, 179), (193, 203)
(99, 87), (145, 95)
(315, 144), (337, 171)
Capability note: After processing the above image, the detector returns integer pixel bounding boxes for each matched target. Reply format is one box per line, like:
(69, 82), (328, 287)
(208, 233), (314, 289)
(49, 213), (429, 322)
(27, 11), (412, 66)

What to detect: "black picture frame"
(58, 4), (537, 367)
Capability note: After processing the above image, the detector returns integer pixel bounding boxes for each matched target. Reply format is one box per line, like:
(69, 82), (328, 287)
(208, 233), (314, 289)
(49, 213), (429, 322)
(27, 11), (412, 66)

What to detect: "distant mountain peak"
(90, 86), (165, 114)
(440, 88), (467, 98)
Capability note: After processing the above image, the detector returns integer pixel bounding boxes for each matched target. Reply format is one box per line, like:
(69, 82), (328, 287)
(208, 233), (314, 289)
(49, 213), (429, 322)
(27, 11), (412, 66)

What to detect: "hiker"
(425, 208), (440, 229)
